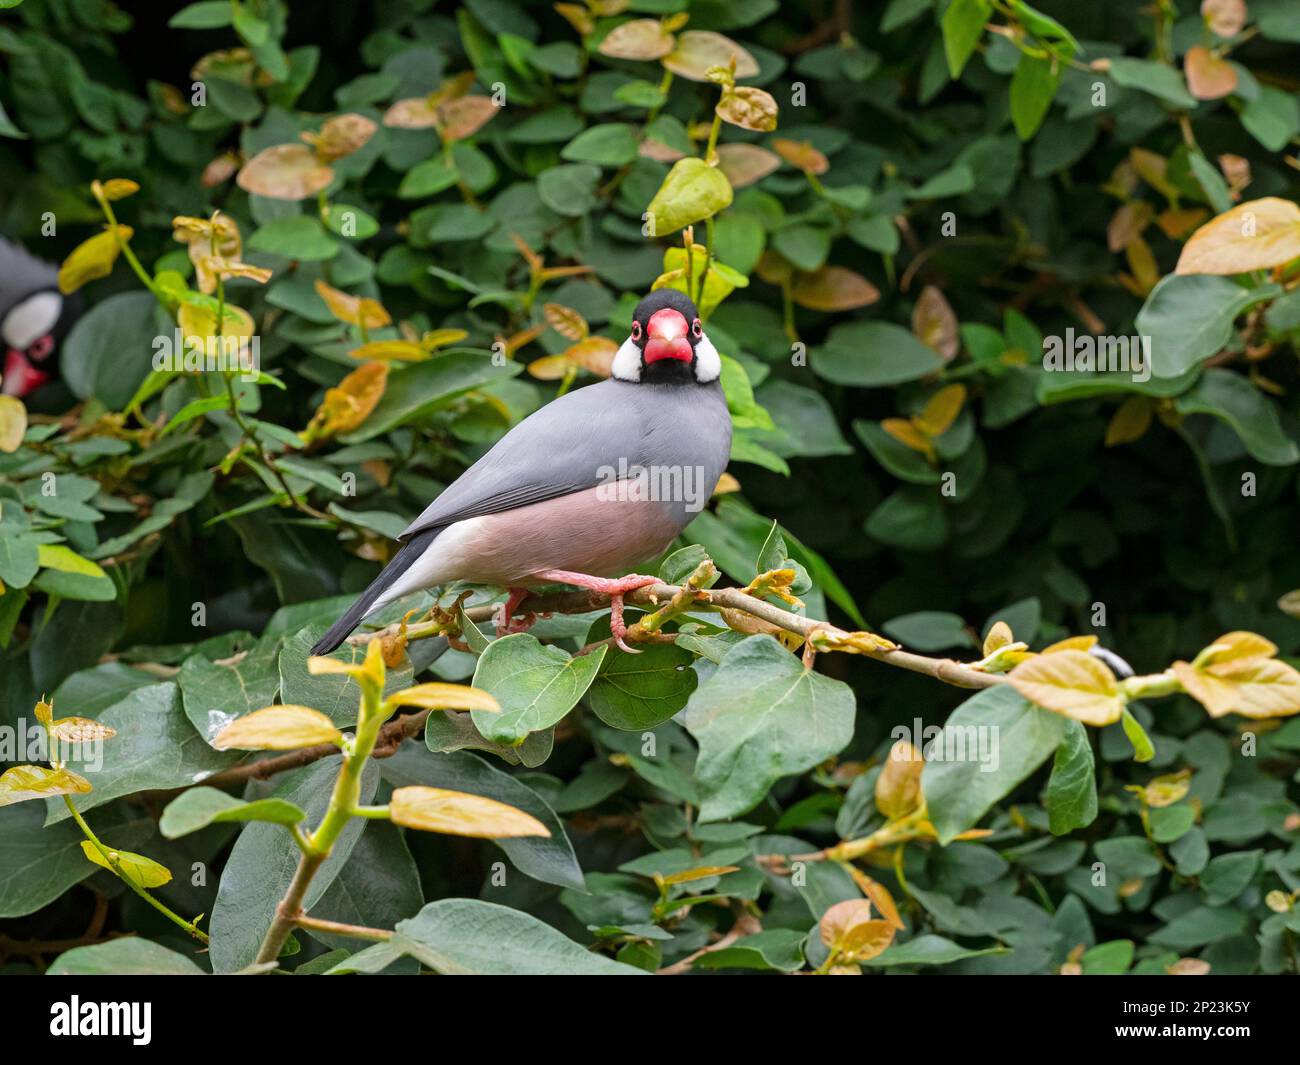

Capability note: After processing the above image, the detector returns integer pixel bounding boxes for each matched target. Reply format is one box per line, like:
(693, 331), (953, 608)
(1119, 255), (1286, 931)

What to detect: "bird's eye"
(692, 319), (703, 338)
(630, 320), (642, 340)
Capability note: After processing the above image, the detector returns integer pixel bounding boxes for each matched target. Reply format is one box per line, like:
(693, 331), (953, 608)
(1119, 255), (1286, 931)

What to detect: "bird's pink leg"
(493, 586), (535, 636)
(531, 570), (660, 653)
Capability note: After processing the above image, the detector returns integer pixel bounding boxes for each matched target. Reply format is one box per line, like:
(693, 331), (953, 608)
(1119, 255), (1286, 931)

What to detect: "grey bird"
(0, 238), (79, 398)
(311, 289), (732, 655)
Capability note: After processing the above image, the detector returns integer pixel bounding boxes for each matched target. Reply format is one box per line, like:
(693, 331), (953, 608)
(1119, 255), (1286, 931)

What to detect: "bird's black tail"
(309, 527), (441, 655)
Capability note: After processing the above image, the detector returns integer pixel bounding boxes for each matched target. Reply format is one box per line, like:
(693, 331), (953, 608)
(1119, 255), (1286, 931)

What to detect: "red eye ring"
(692, 319), (703, 338)
(630, 320), (642, 340)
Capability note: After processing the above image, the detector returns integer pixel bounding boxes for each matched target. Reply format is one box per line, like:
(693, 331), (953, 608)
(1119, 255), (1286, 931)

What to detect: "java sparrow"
(312, 289), (732, 656)
(0, 238), (79, 398)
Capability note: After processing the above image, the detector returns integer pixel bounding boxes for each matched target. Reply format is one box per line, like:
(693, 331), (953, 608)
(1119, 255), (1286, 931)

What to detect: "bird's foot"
(532, 571), (660, 653)
(493, 587), (535, 637)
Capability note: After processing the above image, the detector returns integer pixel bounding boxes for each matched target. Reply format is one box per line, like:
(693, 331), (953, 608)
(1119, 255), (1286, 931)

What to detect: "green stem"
(63, 796), (209, 944)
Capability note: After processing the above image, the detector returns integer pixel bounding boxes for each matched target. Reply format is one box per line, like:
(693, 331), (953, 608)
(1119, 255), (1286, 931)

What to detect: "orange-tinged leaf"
(389, 786), (551, 838)
(713, 472), (740, 495)
(716, 86), (778, 132)
(875, 740), (924, 820)
(527, 354), (571, 380)
(58, 227), (130, 294)
(598, 18), (675, 61)
(790, 266), (879, 311)
(657, 865), (741, 886)
(314, 279), (391, 329)
(94, 178), (139, 202)
(212, 705), (344, 751)
(914, 383), (966, 438)
(304, 113), (377, 162)
(881, 418), (935, 460)
(911, 285), (959, 361)
(386, 683), (500, 712)
(237, 144), (334, 200)
(1184, 45), (1237, 100)
(844, 868), (906, 931)
(348, 340), (428, 362)
(310, 361), (389, 437)
(715, 143), (781, 188)
(543, 302), (589, 341)
(1156, 206), (1209, 239)
(0, 396), (27, 454)
(1176, 197), (1300, 276)
(383, 96), (441, 129)
(1008, 650), (1125, 726)
(1105, 395), (1154, 446)
(820, 899), (897, 962)
(554, 2), (594, 36)
(771, 137), (828, 175)
(202, 151), (241, 188)
(1202, 0), (1246, 37)
(662, 30), (759, 82)
(564, 336), (618, 376)
(436, 95), (500, 141)
(1107, 200), (1154, 251)
(1218, 152), (1251, 198)
(0, 764), (92, 806)
(80, 843), (171, 888)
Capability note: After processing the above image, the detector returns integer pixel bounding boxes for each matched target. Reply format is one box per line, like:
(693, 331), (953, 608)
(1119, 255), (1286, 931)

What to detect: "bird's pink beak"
(4, 349), (49, 397)
(644, 308), (692, 364)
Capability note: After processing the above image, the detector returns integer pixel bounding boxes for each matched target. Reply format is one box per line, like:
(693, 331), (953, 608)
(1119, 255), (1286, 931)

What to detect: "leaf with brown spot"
(790, 266), (879, 311)
(436, 95), (500, 141)
(716, 86), (778, 132)
(911, 285), (959, 361)
(383, 97), (441, 129)
(237, 144), (334, 200)
(305, 113), (378, 162)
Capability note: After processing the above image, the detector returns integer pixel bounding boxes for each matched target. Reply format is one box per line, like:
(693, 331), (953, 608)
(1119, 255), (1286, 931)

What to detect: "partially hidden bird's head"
(1, 238), (80, 399)
(611, 289), (721, 386)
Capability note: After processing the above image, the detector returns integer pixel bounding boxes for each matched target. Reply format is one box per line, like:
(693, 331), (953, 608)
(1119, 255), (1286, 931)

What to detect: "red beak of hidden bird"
(644, 307), (693, 365)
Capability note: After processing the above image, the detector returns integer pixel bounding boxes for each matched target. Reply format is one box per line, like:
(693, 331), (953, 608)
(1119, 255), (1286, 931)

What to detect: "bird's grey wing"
(0, 238), (58, 309)
(399, 378), (632, 541)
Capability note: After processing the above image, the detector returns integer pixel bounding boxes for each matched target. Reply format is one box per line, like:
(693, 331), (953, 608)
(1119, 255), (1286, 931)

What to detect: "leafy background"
(2, 0), (1300, 975)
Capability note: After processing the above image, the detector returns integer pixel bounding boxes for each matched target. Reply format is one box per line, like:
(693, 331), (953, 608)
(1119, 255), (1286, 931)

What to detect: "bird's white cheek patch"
(2, 291), (62, 350)
(693, 334), (721, 382)
(611, 336), (642, 382)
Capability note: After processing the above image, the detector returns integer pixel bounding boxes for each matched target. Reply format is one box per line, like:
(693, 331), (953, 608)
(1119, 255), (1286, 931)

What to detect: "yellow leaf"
(554, 2), (594, 36)
(94, 178), (140, 202)
(911, 286), (959, 361)
(1008, 650), (1125, 726)
(715, 143), (781, 188)
(389, 786), (551, 838)
(543, 302), (589, 341)
(881, 418), (935, 461)
(304, 113), (377, 162)
(80, 843), (172, 889)
(914, 383), (966, 438)
(983, 620), (1014, 656)
(1174, 657), (1300, 719)
(527, 354), (571, 381)
(173, 213), (242, 295)
(309, 361), (389, 438)
(211, 705), (344, 751)
(0, 764), (92, 806)
(178, 301), (255, 345)
(598, 18), (675, 61)
(306, 637), (386, 686)
(657, 865), (740, 886)
(0, 396), (27, 453)
(236, 144), (334, 201)
(1143, 769), (1192, 808)
(348, 340), (427, 362)
(1176, 197), (1300, 276)
(771, 137), (828, 175)
(819, 899), (896, 962)
(713, 472), (740, 495)
(1184, 45), (1237, 100)
(1105, 395), (1153, 446)
(875, 740), (924, 821)
(715, 86), (778, 132)
(47, 716), (116, 745)
(386, 683), (500, 713)
(1125, 234), (1160, 294)
(37, 544), (108, 580)
(789, 266), (879, 311)
(58, 227), (130, 294)
(314, 279), (391, 329)
(422, 328), (468, 351)
(1195, 630), (1277, 668)
(662, 30), (760, 82)
(1040, 635), (1100, 654)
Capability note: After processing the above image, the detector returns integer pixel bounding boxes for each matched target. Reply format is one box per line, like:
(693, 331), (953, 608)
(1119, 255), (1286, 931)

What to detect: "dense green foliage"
(2, 0), (1300, 976)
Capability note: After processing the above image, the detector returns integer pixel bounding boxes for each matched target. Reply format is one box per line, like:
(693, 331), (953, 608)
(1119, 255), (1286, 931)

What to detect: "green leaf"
(61, 292), (163, 409)
(1175, 368), (1300, 466)
(696, 928), (807, 971)
(248, 215), (339, 260)
(179, 639), (282, 743)
(561, 123), (640, 166)
(278, 624), (414, 725)
(537, 163), (602, 217)
(1045, 720), (1098, 835)
(470, 633), (607, 745)
(647, 157), (734, 237)
(48, 937), (205, 975)
(159, 787), (306, 839)
(1200, 850), (1261, 906)
(813, 322), (945, 386)
(881, 611), (975, 651)
(864, 934), (1006, 967)
(922, 685), (1067, 844)
(1120, 707), (1155, 762)
(328, 898), (647, 975)
(942, 0), (990, 78)
(1009, 53), (1060, 140)
(0, 532), (39, 589)
(1136, 274), (1273, 378)
(584, 613), (698, 730)
(1106, 57), (1197, 109)
(209, 758), (379, 972)
(683, 635), (856, 821)
(169, 2), (235, 29)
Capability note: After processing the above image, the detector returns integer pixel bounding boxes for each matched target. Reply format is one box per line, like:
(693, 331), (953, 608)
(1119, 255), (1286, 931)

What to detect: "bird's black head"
(612, 288), (721, 385)
(1, 239), (80, 398)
